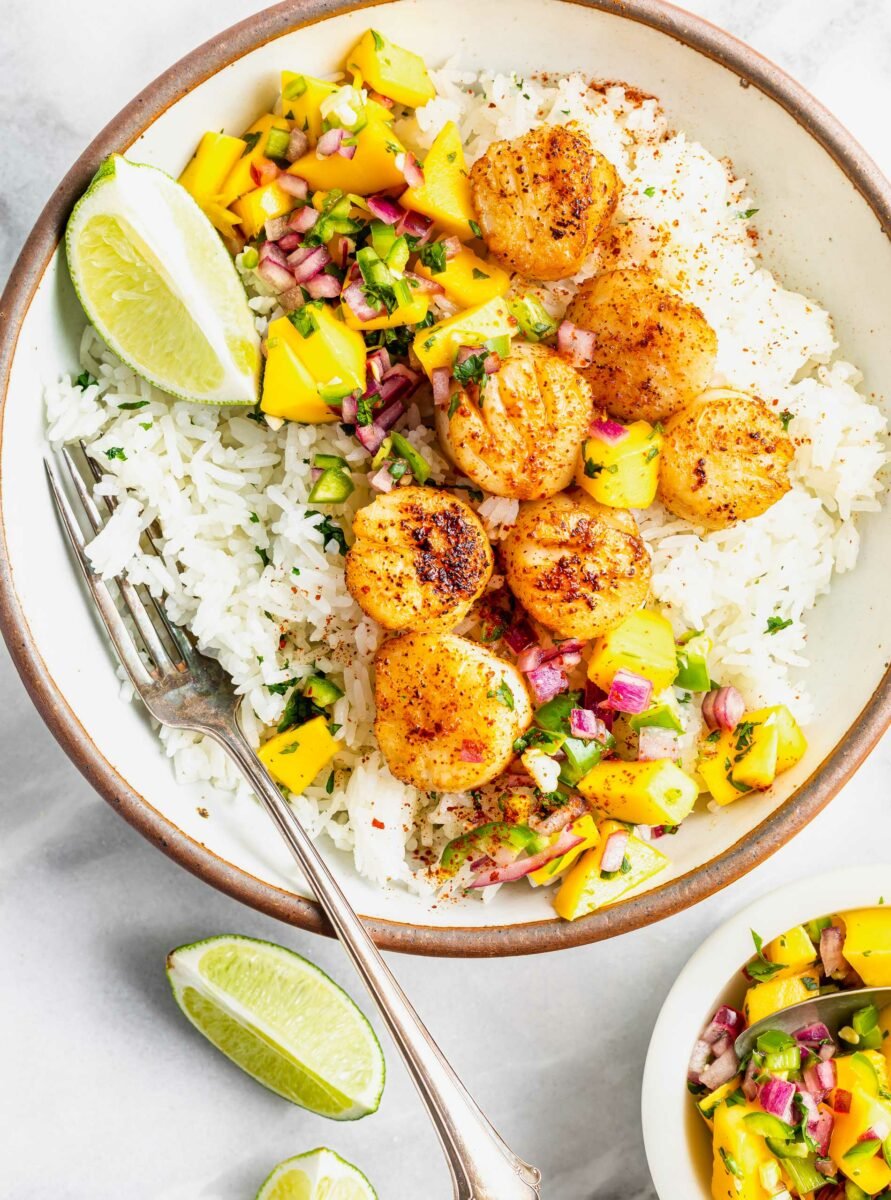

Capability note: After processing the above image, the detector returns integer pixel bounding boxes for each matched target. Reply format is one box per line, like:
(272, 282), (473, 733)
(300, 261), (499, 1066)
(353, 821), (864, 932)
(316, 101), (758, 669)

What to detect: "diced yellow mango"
(261, 323), (337, 424)
(711, 1102), (776, 1200)
(745, 705), (807, 774)
(261, 311), (366, 422)
(763, 924), (818, 980)
(697, 1077), (742, 1130)
(842, 908), (891, 986)
(587, 610), (678, 693)
(220, 114), (291, 205)
(553, 821), (667, 921)
(578, 759), (698, 827)
(414, 246), (510, 308)
(231, 181), (299, 239)
(732, 722), (778, 789)
(341, 289), (429, 331)
(179, 132), (247, 204)
(698, 711), (786, 807)
(288, 118), (406, 195)
(829, 1085), (891, 1193)
(742, 968), (821, 1026)
(881, 1005), (891, 1075)
(281, 72), (337, 142)
(576, 420), (663, 509)
(836, 1051), (887, 1098)
(259, 716), (340, 795)
(347, 29), (435, 109)
(402, 121), (477, 239)
(413, 297), (516, 375)
(528, 814), (600, 887)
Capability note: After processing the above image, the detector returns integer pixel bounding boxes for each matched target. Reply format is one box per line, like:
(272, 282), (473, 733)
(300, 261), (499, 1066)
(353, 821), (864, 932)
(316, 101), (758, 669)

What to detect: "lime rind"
(255, 1147), (378, 1200)
(65, 154), (260, 405)
(166, 934), (385, 1121)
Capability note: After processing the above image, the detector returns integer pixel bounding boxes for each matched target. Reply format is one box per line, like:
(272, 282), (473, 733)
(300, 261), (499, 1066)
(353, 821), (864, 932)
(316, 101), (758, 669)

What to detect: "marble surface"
(2, 2), (890, 1197)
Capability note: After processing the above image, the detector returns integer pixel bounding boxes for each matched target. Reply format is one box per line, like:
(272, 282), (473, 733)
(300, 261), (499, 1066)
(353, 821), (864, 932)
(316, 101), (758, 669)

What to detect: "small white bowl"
(641, 864), (891, 1199)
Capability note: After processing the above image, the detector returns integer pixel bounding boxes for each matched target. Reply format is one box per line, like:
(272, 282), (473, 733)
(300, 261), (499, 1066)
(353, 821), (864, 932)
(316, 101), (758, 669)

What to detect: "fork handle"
(219, 728), (542, 1200)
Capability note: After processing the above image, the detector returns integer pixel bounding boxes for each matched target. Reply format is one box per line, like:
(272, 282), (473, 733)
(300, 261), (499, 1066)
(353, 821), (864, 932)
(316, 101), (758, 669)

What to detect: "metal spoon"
(735, 986), (891, 1060)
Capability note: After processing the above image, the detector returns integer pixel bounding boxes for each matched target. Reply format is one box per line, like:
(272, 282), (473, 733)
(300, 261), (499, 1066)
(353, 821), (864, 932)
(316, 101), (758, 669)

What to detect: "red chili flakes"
(372, 818), (385, 830)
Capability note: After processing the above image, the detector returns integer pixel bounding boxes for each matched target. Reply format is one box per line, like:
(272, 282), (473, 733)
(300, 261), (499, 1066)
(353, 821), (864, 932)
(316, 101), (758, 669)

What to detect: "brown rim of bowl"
(1, 0), (890, 957)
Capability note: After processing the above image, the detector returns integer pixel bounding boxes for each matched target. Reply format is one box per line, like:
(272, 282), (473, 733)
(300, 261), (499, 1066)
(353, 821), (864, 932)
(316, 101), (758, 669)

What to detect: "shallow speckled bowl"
(1, 0), (889, 956)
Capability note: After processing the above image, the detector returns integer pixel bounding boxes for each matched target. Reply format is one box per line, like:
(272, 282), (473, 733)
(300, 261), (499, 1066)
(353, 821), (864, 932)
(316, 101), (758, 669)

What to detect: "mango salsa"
(261, 309), (366, 422)
(576, 420), (663, 509)
(842, 908), (891, 986)
(578, 759), (698, 827)
(259, 716), (341, 795)
(742, 968), (820, 1026)
(763, 923), (818, 980)
(829, 1085), (891, 1194)
(412, 296), (516, 375)
(220, 114), (291, 205)
(347, 29), (436, 108)
(527, 814), (600, 887)
(232, 180), (299, 239)
(414, 245), (510, 308)
(699, 706), (807, 806)
(402, 121), (478, 239)
(553, 820), (668, 921)
(587, 609), (678, 693)
(289, 118), (406, 195)
(711, 1102), (776, 1200)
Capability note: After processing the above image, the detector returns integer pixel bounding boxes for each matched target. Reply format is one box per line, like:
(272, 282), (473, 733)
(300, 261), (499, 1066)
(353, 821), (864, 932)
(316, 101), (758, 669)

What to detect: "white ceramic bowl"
(1, 0), (890, 955)
(642, 864), (891, 1198)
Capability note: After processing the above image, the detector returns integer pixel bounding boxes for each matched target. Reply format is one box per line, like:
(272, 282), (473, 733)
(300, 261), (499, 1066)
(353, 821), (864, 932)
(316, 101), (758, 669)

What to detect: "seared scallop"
(374, 632), (533, 792)
(502, 491), (651, 640)
(469, 124), (619, 281)
(346, 487), (493, 632)
(435, 342), (594, 500)
(658, 388), (794, 530)
(564, 268), (718, 424)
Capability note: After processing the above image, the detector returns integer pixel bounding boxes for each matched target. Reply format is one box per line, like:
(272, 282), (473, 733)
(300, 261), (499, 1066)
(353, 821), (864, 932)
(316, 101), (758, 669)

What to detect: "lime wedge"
(255, 1148), (377, 1200)
(65, 154), (260, 404)
(166, 935), (384, 1119)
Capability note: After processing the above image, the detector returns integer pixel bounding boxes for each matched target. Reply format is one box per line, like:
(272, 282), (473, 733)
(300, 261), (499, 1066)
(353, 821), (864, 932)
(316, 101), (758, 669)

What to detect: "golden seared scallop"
(658, 388), (794, 530)
(435, 342), (594, 500)
(564, 268), (718, 424)
(469, 124), (619, 281)
(374, 633), (533, 791)
(346, 487), (493, 632)
(502, 491), (651, 640)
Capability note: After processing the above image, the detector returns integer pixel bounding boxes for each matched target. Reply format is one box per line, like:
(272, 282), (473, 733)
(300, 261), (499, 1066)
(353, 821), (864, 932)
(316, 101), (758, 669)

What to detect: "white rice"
(46, 67), (888, 892)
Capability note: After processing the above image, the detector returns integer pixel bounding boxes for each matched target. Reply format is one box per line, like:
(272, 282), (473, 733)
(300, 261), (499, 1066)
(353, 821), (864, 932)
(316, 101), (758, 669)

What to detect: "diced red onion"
(820, 925), (846, 978)
(795, 1022), (833, 1048)
(759, 1077), (795, 1123)
(816, 1059), (837, 1091)
(605, 668), (653, 715)
(589, 418), (628, 444)
(688, 1039), (712, 1082)
(702, 1007), (746, 1043)
(432, 367), (452, 407)
(277, 286), (305, 313)
(356, 422), (389, 455)
(259, 240), (290, 268)
(395, 207), (433, 244)
(482, 351), (501, 375)
(381, 362), (421, 393)
(250, 159), (280, 187)
(742, 1056), (759, 1101)
(284, 128), (310, 163)
(341, 393), (358, 424)
(276, 231), (302, 252)
(832, 1088), (852, 1113)
(569, 708), (601, 740)
(701, 686), (746, 732)
(503, 615), (536, 655)
(366, 193), (403, 224)
(264, 215), (293, 242)
(816, 1158), (836, 1178)
(638, 725), (681, 762)
(277, 172), (309, 199)
(317, 127), (345, 157)
(526, 664), (569, 704)
(460, 739), (484, 764)
(529, 794), (586, 835)
(469, 826), (584, 889)
(337, 140), (357, 160)
(305, 273), (342, 299)
(456, 345), (485, 367)
(557, 319), (597, 368)
(256, 250), (295, 292)
(369, 464), (396, 493)
(375, 397), (407, 432)
(700, 1047), (739, 1091)
(600, 828), (629, 873)
(400, 151), (424, 188)
(442, 235), (462, 259)
(331, 234), (355, 270)
(343, 281), (385, 322)
(289, 205), (319, 233)
(819, 1042), (836, 1061)
(711, 1033), (732, 1059)
(310, 467), (323, 484)
(288, 244), (331, 283)
(367, 347), (391, 381)
(404, 270), (444, 295)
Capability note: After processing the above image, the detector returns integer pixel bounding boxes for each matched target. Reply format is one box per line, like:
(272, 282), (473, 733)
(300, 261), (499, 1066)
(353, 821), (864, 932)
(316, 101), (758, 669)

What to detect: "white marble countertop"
(1, 2), (889, 1197)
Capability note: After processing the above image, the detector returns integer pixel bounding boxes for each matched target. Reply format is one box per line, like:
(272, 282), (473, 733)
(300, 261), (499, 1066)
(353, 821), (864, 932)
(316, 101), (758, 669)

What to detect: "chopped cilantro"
(255, 546), (270, 567)
(118, 400), (149, 410)
(765, 616), (793, 635)
(584, 459), (605, 479)
(779, 409), (794, 431)
(139, 422), (153, 431)
(419, 241), (448, 275)
(371, 29), (384, 50)
(308, 511), (348, 555)
(468, 219), (483, 238)
(644, 446), (660, 463)
(452, 352), (489, 389)
(471, 268), (490, 280)
(747, 928), (786, 982)
(447, 392), (461, 419)
(738, 208), (759, 219)
(75, 371), (97, 390)
(355, 395), (375, 427)
(325, 770), (336, 794)
(643, 186), (656, 197)
(240, 130), (262, 156)
(489, 680), (515, 711)
(105, 447), (127, 461)
(249, 512), (260, 524)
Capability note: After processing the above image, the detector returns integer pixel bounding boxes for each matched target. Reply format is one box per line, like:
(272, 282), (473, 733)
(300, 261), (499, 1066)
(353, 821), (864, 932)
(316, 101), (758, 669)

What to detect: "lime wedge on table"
(256, 1148), (377, 1200)
(166, 935), (384, 1119)
(65, 154), (259, 404)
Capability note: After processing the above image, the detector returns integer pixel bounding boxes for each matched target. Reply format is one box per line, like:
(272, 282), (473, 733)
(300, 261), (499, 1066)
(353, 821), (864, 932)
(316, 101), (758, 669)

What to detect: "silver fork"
(46, 448), (542, 1200)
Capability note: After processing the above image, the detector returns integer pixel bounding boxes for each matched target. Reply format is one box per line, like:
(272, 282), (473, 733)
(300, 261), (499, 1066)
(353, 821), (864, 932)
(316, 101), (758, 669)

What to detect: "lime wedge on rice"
(65, 154), (260, 404)
(255, 1148), (377, 1200)
(166, 935), (384, 1119)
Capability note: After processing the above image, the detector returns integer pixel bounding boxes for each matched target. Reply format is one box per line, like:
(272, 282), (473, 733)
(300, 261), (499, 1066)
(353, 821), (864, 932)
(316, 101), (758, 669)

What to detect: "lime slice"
(166, 935), (384, 1119)
(255, 1148), (377, 1200)
(65, 154), (260, 404)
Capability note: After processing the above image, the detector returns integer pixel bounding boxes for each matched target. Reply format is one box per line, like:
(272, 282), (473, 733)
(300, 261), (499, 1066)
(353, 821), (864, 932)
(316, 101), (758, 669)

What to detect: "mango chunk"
(881, 1004), (891, 1075)
(347, 30), (435, 108)
(220, 114), (291, 205)
(232, 181), (299, 239)
(261, 309), (366, 422)
(576, 420), (663, 509)
(763, 923), (818, 980)
(587, 609), (678, 693)
(745, 705), (807, 774)
(412, 296), (516, 375)
(341, 288), (429, 331)
(528, 813), (600, 887)
(836, 1050), (887, 1097)
(553, 820), (667, 921)
(289, 118), (406, 195)
(711, 1102), (776, 1200)
(842, 908), (891, 986)
(697, 1077), (742, 1130)
(829, 1085), (891, 1193)
(698, 708), (799, 807)
(402, 121), (477, 239)
(578, 759), (698, 827)
(179, 132), (247, 204)
(742, 968), (820, 1026)
(414, 245), (510, 308)
(259, 716), (340, 795)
